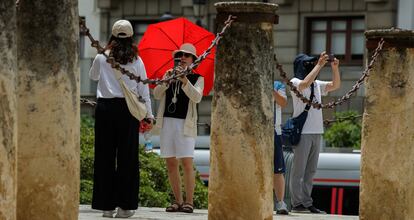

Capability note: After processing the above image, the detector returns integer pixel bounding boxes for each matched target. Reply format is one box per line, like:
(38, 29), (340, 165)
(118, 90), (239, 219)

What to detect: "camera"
(327, 54), (335, 62)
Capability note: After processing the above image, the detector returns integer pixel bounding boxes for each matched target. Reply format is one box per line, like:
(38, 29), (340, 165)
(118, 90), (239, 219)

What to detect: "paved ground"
(79, 205), (359, 220)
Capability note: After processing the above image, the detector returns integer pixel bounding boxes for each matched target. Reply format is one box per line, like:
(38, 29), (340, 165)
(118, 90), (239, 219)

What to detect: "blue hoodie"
(293, 54), (318, 80)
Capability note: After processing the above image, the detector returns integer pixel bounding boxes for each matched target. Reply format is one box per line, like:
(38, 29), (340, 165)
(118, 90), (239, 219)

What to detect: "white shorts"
(160, 117), (196, 158)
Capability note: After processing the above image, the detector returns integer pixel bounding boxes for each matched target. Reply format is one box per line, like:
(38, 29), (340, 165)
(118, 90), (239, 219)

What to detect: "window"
(130, 20), (158, 44)
(306, 17), (365, 65)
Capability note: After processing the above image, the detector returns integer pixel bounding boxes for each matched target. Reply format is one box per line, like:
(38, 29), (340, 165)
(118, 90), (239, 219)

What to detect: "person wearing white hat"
(154, 43), (204, 213)
(89, 19), (154, 218)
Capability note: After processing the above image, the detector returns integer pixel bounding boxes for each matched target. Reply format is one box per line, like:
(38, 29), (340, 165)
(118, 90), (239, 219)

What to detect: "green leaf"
(323, 111), (361, 149)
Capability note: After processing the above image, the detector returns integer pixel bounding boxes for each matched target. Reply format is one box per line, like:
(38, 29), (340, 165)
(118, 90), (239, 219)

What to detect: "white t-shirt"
(89, 53), (154, 118)
(290, 78), (329, 134)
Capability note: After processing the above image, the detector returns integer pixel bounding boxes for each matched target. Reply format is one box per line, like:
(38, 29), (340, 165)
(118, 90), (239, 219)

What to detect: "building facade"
(79, 0), (407, 135)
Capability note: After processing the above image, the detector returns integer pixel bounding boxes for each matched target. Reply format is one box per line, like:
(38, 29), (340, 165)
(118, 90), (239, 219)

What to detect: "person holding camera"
(289, 52), (340, 214)
(153, 43), (204, 214)
(89, 20), (154, 218)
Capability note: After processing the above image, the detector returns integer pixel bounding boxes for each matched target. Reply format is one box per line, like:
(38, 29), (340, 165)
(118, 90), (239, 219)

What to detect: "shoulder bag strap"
(304, 83), (315, 112)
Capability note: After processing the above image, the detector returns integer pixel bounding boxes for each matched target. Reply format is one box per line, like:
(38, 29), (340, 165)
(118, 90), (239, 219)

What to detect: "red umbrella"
(138, 17), (215, 96)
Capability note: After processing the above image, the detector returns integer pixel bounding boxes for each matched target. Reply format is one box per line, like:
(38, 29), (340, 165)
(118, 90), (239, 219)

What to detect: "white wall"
(79, 0), (101, 58)
(79, 0), (100, 95)
(397, 0), (414, 29)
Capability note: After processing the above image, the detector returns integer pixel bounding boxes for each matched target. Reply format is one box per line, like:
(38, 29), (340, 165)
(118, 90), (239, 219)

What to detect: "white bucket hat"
(172, 43), (198, 59)
(112, 20), (133, 38)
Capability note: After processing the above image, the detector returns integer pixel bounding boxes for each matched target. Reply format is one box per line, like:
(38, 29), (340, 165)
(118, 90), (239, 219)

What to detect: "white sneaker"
(276, 201), (289, 215)
(102, 210), (115, 218)
(115, 208), (135, 218)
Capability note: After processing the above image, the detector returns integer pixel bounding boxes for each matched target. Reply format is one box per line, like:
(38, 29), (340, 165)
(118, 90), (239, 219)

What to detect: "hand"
(164, 69), (173, 78)
(146, 123), (153, 131)
(175, 65), (185, 74)
(274, 81), (285, 91)
(317, 51), (329, 67)
(143, 118), (156, 129)
(178, 75), (189, 86)
(331, 58), (340, 69)
(174, 65), (188, 85)
(139, 118), (154, 133)
(162, 69), (174, 85)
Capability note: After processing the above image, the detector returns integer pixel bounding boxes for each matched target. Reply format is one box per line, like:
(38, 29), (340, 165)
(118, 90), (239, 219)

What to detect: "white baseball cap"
(112, 20), (133, 38)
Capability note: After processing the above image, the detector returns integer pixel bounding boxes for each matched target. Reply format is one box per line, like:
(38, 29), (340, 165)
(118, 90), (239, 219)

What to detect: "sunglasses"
(304, 61), (317, 66)
(174, 52), (193, 58)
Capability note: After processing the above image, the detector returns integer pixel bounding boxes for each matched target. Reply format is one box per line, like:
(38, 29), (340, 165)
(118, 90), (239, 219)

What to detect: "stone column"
(361, 29), (414, 220)
(16, 1), (80, 220)
(209, 2), (278, 220)
(0, 1), (17, 220)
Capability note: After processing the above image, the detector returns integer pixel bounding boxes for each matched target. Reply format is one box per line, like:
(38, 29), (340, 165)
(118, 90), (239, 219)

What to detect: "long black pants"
(92, 98), (140, 211)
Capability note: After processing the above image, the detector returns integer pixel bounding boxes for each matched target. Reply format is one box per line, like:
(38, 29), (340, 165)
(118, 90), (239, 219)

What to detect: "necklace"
(172, 81), (179, 103)
(167, 81), (180, 113)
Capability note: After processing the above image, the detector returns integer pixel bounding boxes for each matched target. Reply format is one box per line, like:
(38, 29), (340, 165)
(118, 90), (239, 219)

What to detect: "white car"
(141, 135), (360, 215)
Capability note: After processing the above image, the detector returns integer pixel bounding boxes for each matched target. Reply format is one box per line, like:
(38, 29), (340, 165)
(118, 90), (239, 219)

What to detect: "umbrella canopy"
(138, 17), (215, 96)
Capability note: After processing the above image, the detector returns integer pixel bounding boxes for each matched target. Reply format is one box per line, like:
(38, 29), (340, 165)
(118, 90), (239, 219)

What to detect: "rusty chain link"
(80, 98), (96, 106)
(14, 0), (382, 127)
(79, 16), (235, 86)
(323, 114), (362, 126)
(12, 0), (383, 111)
(276, 38), (385, 109)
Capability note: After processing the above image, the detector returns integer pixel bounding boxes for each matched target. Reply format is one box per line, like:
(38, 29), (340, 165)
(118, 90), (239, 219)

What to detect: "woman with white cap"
(154, 43), (204, 213)
(89, 19), (154, 218)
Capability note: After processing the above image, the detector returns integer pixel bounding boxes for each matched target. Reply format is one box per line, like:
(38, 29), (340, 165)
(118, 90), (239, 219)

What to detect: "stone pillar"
(16, 1), (80, 220)
(361, 29), (414, 220)
(0, 1), (17, 220)
(209, 2), (278, 220)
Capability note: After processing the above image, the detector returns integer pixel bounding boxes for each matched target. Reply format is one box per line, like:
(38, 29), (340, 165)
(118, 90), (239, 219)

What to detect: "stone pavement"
(79, 205), (359, 220)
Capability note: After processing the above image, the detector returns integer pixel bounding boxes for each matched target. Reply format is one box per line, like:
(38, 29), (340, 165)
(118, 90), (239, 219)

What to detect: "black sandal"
(181, 203), (194, 213)
(166, 202), (182, 212)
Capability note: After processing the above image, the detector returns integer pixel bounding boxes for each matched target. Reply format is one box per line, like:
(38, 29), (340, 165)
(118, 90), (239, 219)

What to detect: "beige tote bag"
(114, 69), (147, 121)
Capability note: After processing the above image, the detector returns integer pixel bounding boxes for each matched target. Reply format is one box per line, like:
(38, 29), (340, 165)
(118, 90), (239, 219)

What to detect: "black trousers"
(92, 98), (140, 210)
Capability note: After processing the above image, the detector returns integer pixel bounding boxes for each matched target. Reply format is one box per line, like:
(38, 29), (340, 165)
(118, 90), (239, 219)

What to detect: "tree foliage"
(323, 111), (361, 149)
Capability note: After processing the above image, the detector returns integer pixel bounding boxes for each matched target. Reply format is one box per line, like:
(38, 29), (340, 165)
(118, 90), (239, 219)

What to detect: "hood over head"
(293, 54), (318, 80)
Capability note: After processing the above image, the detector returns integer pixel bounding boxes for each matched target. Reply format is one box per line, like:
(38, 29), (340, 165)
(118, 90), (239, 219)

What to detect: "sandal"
(166, 202), (182, 212)
(181, 203), (194, 213)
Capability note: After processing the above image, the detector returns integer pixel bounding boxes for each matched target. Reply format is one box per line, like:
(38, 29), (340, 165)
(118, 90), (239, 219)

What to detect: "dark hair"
(105, 36), (138, 65)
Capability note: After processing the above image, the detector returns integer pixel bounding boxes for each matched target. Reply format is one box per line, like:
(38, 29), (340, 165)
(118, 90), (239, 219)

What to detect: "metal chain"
(79, 15), (235, 107)
(323, 114), (362, 126)
(276, 38), (385, 109)
(79, 16), (235, 85)
(80, 98), (96, 107)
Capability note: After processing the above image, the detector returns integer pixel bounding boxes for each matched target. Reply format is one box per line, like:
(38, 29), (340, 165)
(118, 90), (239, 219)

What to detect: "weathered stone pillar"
(361, 29), (414, 220)
(209, 2), (278, 220)
(16, 1), (80, 220)
(0, 1), (17, 220)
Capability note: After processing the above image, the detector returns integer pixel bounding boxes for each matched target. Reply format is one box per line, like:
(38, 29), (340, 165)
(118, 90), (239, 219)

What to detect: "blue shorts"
(274, 132), (286, 174)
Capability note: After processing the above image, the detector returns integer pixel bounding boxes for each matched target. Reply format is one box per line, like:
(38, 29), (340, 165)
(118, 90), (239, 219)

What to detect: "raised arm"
(324, 58), (341, 93)
(273, 90), (287, 108)
(298, 52), (328, 91)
